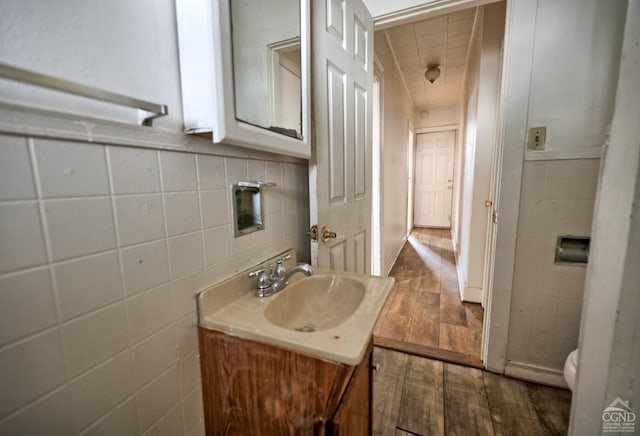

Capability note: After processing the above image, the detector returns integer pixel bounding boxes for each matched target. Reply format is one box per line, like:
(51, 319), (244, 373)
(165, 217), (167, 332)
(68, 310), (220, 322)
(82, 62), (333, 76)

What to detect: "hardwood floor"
(373, 347), (572, 436)
(374, 228), (484, 367)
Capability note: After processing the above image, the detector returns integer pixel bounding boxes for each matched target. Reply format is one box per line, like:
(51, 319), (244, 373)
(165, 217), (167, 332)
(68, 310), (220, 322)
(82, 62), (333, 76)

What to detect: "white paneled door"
(413, 131), (455, 228)
(309, 0), (373, 273)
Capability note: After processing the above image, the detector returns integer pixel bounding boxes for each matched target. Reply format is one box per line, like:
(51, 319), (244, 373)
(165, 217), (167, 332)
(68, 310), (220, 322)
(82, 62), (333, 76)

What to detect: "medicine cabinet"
(175, 0), (311, 159)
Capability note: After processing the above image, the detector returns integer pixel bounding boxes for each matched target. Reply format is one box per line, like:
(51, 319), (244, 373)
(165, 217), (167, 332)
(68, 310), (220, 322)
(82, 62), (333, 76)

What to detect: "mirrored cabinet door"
(175, 0), (310, 159)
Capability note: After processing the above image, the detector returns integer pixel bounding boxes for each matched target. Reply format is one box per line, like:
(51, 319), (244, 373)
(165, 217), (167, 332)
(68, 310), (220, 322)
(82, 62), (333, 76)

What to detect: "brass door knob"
(485, 200), (493, 207)
(321, 226), (337, 243)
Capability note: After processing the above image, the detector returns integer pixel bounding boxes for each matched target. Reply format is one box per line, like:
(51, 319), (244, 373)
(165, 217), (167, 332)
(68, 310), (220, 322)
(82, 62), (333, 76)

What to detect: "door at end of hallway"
(413, 131), (455, 228)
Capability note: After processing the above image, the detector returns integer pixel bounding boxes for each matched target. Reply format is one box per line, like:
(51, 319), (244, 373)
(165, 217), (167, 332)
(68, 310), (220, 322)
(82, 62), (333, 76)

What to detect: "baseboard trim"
(451, 241), (466, 301)
(451, 237), (483, 303)
(383, 234), (407, 276)
(462, 286), (482, 303)
(504, 360), (569, 389)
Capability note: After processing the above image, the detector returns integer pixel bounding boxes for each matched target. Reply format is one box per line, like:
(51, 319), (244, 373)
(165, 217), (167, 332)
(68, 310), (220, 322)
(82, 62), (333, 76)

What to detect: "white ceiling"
(384, 8), (476, 108)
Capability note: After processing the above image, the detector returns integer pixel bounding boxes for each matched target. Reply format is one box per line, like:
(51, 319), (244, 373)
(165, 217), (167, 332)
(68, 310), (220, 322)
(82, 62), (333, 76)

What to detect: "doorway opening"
(372, 0), (506, 367)
(267, 39), (302, 135)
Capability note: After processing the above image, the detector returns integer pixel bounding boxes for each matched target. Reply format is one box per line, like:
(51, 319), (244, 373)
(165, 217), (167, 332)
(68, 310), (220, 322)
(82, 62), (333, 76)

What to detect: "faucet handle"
(273, 260), (287, 278)
(277, 254), (292, 263)
(248, 268), (272, 290)
(248, 268), (265, 277)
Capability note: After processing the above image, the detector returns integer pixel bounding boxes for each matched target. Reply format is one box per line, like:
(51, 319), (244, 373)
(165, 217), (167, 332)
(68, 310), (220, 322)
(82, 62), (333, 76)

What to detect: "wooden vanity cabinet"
(198, 327), (372, 435)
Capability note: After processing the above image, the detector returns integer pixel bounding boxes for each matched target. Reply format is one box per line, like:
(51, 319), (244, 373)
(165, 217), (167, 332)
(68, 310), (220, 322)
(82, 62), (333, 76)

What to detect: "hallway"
(374, 228), (483, 367)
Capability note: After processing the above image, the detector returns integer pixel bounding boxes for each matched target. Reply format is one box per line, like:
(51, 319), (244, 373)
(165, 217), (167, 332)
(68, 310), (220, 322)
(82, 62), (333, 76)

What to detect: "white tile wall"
(114, 194), (165, 247)
(34, 139), (110, 198)
(0, 136), (36, 200)
(0, 267), (57, 346)
(0, 202), (48, 273)
(45, 198), (117, 261)
(164, 192), (201, 236)
(69, 351), (135, 432)
(81, 397), (139, 436)
(144, 404), (185, 436)
(159, 152), (197, 192)
(62, 303), (130, 378)
(0, 387), (75, 436)
(55, 251), (124, 321)
(0, 329), (67, 416)
(136, 367), (180, 432)
(181, 386), (204, 435)
(507, 158), (599, 370)
(121, 241), (170, 296)
(108, 147), (161, 195)
(132, 327), (177, 389)
(0, 134), (310, 434)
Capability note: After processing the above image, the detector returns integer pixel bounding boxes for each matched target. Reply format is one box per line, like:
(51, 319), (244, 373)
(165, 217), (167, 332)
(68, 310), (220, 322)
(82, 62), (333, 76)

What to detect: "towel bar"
(0, 63), (168, 126)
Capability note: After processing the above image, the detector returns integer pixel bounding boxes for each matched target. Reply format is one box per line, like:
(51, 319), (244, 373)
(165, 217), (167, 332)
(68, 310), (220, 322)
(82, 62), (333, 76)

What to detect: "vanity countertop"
(197, 251), (395, 365)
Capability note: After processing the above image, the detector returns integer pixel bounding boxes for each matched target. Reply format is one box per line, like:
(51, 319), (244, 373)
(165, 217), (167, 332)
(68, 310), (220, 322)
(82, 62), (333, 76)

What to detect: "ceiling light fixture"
(424, 64), (441, 84)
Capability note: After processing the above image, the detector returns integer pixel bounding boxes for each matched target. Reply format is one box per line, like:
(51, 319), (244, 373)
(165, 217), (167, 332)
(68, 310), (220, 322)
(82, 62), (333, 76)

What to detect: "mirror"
(174, 0), (310, 158)
(230, 0), (302, 140)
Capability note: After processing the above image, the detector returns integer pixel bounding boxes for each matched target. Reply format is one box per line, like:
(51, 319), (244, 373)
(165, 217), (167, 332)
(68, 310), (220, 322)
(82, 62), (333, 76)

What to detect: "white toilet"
(563, 349), (579, 391)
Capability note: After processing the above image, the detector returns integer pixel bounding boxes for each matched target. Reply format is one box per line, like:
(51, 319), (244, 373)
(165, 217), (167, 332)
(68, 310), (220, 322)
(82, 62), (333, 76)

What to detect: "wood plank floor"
(373, 347), (572, 436)
(374, 228), (484, 367)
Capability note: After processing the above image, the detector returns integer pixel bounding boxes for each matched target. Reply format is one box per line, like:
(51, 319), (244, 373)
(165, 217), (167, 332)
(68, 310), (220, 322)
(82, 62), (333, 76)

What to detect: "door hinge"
(492, 210), (498, 224)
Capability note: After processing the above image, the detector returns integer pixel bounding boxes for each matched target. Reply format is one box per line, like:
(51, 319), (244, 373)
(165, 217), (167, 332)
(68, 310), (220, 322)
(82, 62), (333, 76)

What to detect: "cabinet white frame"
(175, 0), (311, 159)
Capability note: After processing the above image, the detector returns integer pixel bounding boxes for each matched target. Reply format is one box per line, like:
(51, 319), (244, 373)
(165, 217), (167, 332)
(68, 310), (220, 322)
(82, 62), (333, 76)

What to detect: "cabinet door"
(331, 346), (372, 435)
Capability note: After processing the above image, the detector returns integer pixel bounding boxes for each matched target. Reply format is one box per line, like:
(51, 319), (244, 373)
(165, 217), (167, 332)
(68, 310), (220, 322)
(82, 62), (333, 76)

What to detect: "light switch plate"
(528, 126), (547, 150)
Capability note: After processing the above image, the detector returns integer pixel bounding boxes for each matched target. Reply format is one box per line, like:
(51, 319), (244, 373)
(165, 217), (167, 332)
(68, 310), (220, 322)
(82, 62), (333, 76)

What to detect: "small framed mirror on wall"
(175, 0), (310, 159)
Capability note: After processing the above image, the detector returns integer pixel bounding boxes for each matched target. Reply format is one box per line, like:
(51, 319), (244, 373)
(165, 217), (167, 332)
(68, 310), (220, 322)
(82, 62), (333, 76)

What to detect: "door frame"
(371, 55), (385, 275)
(375, 0), (529, 373)
(406, 123), (415, 234)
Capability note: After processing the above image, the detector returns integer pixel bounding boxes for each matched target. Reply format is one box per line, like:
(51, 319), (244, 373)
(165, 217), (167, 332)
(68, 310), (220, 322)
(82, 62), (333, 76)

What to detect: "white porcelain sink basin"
(264, 275), (366, 332)
(197, 251), (395, 365)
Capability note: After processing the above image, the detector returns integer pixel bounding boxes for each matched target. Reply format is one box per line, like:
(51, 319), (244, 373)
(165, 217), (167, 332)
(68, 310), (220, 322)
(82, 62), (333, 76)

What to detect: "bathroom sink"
(196, 250), (395, 365)
(264, 275), (366, 332)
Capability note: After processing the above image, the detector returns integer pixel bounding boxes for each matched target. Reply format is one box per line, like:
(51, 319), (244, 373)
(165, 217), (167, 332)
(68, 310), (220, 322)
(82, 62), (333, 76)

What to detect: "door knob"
(321, 226), (337, 243)
(306, 224), (318, 242)
(485, 200), (493, 207)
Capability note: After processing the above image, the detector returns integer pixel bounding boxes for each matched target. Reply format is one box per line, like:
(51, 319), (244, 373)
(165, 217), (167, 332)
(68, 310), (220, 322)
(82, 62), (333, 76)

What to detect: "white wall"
(570, 1), (639, 431)
(456, 5), (480, 298)
(455, 3), (504, 302)
(0, 1), (311, 435)
(485, 0), (627, 375)
(414, 103), (459, 130)
(500, 0), (626, 383)
(505, 159), (599, 385)
(0, 0), (184, 131)
(526, 0), (626, 157)
(374, 31), (415, 275)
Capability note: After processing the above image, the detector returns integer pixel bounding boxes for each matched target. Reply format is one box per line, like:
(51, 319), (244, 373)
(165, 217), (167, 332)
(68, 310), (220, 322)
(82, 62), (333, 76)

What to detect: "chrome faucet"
(248, 255), (313, 298)
(271, 262), (313, 294)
